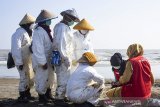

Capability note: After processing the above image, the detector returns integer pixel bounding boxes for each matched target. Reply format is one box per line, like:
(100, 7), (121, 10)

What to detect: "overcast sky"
(0, 0), (160, 49)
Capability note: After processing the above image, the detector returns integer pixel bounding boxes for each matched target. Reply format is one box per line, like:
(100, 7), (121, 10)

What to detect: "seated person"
(110, 53), (127, 88)
(66, 52), (105, 107)
(106, 43), (154, 99)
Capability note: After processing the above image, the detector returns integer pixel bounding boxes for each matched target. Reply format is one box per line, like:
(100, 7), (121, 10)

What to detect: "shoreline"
(0, 78), (160, 107)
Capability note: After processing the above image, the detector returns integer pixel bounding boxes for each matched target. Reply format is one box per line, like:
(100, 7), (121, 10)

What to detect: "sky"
(0, 0), (160, 49)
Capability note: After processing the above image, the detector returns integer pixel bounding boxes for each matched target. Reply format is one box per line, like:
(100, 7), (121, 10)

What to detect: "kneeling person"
(66, 52), (105, 106)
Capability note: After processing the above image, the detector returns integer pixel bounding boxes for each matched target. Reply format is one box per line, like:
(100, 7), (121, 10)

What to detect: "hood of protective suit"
(127, 43), (144, 58)
(79, 52), (97, 66)
(73, 19), (94, 30)
(110, 52), (123, 66)
(19, 13), (36, 25)
(36, 9), (57, 23)
(60, 8), (80, 22)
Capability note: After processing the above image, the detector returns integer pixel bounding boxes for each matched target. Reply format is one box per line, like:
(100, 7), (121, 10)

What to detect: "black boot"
(25, 88), (35, 100)
(39, 94), (50, 103)
(17, 91), (29, 103)
(45, 88), (54, 100)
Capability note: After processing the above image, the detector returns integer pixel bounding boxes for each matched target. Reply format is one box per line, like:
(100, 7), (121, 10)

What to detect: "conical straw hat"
(36, 9), (57, 23)
(19, 13), (36, 25)
(73, 19), (94, 30)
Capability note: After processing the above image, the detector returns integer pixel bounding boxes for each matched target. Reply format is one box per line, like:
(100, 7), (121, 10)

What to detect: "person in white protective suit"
(11, 13), (36, 102)
(32, 9), (57, 103)
(72, 18), (95, 70)
(66, 52), (105, 107)
(52, 8), (80, 101)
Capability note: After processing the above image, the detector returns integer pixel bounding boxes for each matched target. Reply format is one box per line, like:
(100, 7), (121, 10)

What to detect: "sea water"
(0, 49), (160, 79)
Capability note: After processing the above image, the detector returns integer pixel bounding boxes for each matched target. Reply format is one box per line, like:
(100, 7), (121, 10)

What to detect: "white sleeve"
(90, 68), (104, 85)
(11, 32), (23, 65)
(32, 30), (46, 65)
(57, 26), (68, 59)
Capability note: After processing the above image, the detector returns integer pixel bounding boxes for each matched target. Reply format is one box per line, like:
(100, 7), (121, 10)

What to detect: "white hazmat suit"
(32, 26), (55, 95)
(11, 27), (34, 92)
(66, 63), (104, 105)
(72, 31), (94, 70)
(53, 22), (74, 99)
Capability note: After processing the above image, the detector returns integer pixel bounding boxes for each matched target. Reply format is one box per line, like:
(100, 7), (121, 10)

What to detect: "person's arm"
(150, 71), (154, 85)
(119, 61), (133, 84)
(11, 31), (23, 66)
(32, 30), (47, 66)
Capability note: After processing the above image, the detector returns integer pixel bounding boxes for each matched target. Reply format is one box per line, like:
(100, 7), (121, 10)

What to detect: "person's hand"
(72, 60), (77, 66)
(92, 83), (101, 88)
(42, 63), (48, 70)
(111, 81), (120, 88)
(64, 58), (71, 67)
(19, 65), (23, 70)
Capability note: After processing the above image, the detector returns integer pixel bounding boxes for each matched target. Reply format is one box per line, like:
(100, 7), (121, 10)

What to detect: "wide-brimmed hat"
(78, 52), (97, 66)
(19, 13), (36, 25)
(73, 19), (94, 30)
(127, 43), (144, 58)
(60, 8), (80, 22)
(36, 9), (57, 23)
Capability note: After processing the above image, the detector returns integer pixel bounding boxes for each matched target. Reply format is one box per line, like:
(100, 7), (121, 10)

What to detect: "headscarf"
(127, 43), (144, 58)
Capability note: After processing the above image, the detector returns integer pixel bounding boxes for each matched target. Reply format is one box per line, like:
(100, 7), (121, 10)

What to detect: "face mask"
(79, 30), (89, 36)
(45, 20), (51, 26)
(113, 66), (120, 69)
(68, 20), (74, 26)
(65, 15), (75, 26)
(29, 23), (36, 30)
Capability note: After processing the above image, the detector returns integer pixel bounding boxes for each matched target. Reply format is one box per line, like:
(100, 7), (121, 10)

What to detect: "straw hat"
(60, 8), (80, 22)
(82, 52), (97, 66)
(73, 19), (94, 30)
(127, 43), (144, 58)
(19, 13), (36, 25)
(36, 9), (57, 23)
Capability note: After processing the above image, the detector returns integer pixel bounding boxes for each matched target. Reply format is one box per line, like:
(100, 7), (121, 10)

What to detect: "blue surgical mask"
(45, 20), (51, 26)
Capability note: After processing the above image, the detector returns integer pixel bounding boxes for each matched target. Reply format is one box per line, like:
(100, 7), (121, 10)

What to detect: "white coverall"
(32, 26), (55, 94)
(11, 27), (34, 92)
(53, 22), (74, 99)
(72, 31), (94, 71)
(66, 63), (104, 105)
(73, 31), (94, 61)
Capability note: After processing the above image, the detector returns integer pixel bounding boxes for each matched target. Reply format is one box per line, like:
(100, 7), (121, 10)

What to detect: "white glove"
(64, 57), (71, 67)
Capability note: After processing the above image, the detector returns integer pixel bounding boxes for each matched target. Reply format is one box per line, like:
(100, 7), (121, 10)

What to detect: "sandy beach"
(0, 78), (160, 107)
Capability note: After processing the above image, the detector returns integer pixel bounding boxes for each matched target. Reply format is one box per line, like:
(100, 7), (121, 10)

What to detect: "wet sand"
(0, 78), (160, 107)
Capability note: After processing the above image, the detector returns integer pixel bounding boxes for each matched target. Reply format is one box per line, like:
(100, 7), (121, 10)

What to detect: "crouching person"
(66, 52), (105, 107)
(11, 14), (36, 102)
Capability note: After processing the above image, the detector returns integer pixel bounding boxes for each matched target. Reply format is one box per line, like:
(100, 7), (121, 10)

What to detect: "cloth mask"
(113, 66), (120, 69)
(80, 30), (89, 35)
(45, 20), (51, 26)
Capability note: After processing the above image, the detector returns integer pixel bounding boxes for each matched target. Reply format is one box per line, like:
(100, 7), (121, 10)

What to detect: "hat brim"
(36, 16), (58, 23)
(61, 12), (80, 22)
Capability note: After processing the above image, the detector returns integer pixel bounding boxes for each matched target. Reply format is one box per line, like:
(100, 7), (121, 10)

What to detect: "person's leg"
(17, 66), (29, 102)
(45, 64), (56, 100)
(35, 66), (49, 102)
(55, 63), (70, 100)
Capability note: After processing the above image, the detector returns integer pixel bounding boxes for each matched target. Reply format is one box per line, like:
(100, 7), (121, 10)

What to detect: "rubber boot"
(39, 94), (50, 103)
(25, 88), (35, 100)
(45, 88), (54, 101)
(17, 91), (29, 103)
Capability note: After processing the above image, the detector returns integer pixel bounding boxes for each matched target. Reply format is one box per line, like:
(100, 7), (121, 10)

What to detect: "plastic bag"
(51, 51), (61, 66)
(7, 52), (15, 69)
